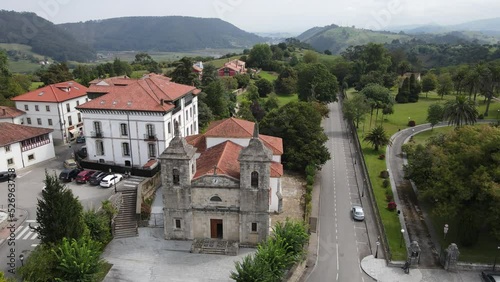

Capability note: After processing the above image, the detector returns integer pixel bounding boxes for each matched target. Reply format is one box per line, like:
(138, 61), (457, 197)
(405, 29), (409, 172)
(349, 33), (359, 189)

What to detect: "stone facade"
(160, 126), (273, 246)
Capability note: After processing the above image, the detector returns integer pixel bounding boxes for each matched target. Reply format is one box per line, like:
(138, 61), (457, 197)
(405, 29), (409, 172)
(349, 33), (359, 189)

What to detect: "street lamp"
(19, 254), (24, 266)
(444, 224), (449, 240)
(375, 236), (380, 258)
(494, 246), (500, 271)
(400, 229), (405, 248)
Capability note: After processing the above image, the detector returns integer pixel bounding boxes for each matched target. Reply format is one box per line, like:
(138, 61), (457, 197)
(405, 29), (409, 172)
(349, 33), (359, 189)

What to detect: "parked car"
(0, 171), (16, 182)
(76, 146), (87, 159)
(88, 171), (109, 186)
(351, 205), (365, 221)
(63, 159), (78, 169)
(75, 170), (96, 184)
(482, 271), (500, 282)
(76, 136), (86, 143)
(100, 174), (123, 188)
(59, 168), (81, 182)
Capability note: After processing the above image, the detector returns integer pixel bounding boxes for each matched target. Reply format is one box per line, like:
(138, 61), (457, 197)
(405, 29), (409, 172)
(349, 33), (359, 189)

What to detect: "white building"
(77, 74), (200, 169)
(0, 122), (55, 171)
(0, 106), (25, 124)
(11, 81), (89, 145)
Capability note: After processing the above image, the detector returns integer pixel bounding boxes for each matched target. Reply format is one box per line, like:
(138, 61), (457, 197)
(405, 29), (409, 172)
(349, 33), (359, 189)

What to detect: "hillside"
(58, 16), (265, 52)
(297, 25), (411, 54)
(0, 10), (96, 62)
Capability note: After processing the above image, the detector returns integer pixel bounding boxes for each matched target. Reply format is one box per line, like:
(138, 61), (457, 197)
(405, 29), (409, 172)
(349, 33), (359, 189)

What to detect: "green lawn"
(29, 82), (44, 90)
(355, 89), (500, 261)
(275, 93), (298, 106)
(258, 71), (278, 82)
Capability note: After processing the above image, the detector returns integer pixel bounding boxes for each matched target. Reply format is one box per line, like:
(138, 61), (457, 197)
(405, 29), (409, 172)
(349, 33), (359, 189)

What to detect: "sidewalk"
(0, 208), (29, 247)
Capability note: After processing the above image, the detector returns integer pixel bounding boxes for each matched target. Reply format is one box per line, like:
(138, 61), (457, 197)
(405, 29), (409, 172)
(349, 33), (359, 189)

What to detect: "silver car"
(352, 205), (365, 221)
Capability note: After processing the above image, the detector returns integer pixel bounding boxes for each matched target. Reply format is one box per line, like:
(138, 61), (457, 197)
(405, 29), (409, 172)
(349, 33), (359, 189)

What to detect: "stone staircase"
(113, 189), (138, 239)
(191, 239), (239, 256)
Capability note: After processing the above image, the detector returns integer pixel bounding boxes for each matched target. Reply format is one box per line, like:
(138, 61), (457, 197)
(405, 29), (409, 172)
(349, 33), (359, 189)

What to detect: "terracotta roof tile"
(0, 122), (53, 146)
(194, 141), (242, 180)
(185, 134), (206, 153)
(11, 81), (88, 103)
(78, 74), (199, 112)
(260, 134), (284, 155)
(0, 106), (25, 119)
(271, 162), (283, 177)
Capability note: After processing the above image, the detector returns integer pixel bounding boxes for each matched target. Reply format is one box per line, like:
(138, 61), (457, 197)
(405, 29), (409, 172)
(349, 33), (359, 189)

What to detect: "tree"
(35, 172), (86, 244)
(302, 50), (319, 64)
(235, 101), (255, 122)
(421, 73), (438, 97)
(324, 50), (332, 55)
(200, 63), (218, 87)
(274, 66), (297, 95)
(203, 80), (230, 119)
(409, 73), (421, 102)
(360, 83), (393, 127)
(297, 63), (338, 103)
(38, 63), (73, 85)
(443, 95), (478, 127)
(342, 94), (371, 128)
(73, 65), (97, 87)
(234, 73), (250, 89)
(437, 73), (453, 99)
(395, 77), (410, 103)
(247, 44), (272, 68)
(255, 78), (274, 97)
(18, 244), (59, 281)
(272, 219), (309, 261)
(264, 93), (280, 112)
(260, 101), (330, 171)
(426, 104), (444, 129)
(52, 237), (104, 281)
(170, 57), (198, 86)
(250, 100), (267, 121)
(83, 210), (111, 246)
(112, 58), (132, 76)
(363, 125), (391, 151)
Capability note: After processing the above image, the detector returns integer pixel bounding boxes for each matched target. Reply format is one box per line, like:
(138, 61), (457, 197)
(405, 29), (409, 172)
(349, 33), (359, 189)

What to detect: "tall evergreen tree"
(408, 73), (421, 102)
(395, 77), (410, 103)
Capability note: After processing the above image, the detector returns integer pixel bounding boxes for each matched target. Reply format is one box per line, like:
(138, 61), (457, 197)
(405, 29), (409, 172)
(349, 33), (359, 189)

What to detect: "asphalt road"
(0, 142), (117, 277)
(308, 102), (375, 282)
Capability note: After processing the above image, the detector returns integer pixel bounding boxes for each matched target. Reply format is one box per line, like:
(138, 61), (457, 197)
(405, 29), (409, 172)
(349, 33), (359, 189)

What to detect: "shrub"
(378, 154), (385, 160)
(478, 114), (484, 120)
(408, 120), (416, 127)
(386, 194), (393, 202)
(306, 175), (314, 186)
(83, 210), (112, 247)
(380, 170), (389, 178)
(18, 244), (59, 281)
(383, 179), (390, 188)
(387, 201), (397, 211)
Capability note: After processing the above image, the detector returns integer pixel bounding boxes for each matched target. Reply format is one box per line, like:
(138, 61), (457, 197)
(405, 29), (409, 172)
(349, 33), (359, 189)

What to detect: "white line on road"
(336, 243), (339, 271)
(25, 220), (37, 223)
(124, 184), (137, 187)
(31, 244), (38, 247)
(23, 230), (34, 240)
(17, 170), (32, 178)
(16, 226), (29, 238)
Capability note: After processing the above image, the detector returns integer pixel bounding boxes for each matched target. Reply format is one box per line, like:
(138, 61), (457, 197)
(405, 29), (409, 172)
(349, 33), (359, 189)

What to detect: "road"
(308, 102), (376, 282)
(0, 142), (119, 277)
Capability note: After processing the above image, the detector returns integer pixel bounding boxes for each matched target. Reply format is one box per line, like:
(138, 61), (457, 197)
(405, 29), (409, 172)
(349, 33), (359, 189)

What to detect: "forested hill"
(0, 10), (96, 62)
(58, 16), (265, 51)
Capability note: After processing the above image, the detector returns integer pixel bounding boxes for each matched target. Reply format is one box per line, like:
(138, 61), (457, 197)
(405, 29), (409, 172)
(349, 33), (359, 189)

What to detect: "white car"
(100, 174), (123, 188)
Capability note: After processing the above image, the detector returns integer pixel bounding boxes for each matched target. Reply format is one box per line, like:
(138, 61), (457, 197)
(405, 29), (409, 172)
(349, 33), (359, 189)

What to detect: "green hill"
(58, 16), (266, 52)
(0, 10), (96, 62)
(297, 25), (411, 54)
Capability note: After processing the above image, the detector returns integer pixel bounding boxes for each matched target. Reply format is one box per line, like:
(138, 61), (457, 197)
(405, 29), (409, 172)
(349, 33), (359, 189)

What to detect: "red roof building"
(218, 59), (247, 77)
(0, 106), (25, 124)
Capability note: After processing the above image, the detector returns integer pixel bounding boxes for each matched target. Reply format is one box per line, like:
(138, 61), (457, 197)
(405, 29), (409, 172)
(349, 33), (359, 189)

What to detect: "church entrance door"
(210, 219), (223, 239)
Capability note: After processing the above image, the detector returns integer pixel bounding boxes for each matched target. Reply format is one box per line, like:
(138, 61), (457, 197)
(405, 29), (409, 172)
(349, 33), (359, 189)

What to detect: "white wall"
(269, 177), (280, 212)
(0, 134), (55, 171)
(0, 143), (23, 171)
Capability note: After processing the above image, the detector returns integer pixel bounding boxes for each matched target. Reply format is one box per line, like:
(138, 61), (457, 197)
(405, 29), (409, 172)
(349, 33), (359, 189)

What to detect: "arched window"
(173, 169), (180, 185)
(251, 171), (259, 187)
(210, 196), (222, 202)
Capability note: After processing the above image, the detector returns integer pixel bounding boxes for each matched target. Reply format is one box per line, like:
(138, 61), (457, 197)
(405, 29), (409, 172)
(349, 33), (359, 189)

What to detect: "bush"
(306, 175), (314, 186)
(478, 114), (484, 120)
(83, 210), (112, 247)
(387, 201), (397, 211)
(380, 170), (389, 178)
(383, 179), (390, 188)
(378, 154), (385, 160)
(18, 244), (59, 281)
(407, 120), (416, 127)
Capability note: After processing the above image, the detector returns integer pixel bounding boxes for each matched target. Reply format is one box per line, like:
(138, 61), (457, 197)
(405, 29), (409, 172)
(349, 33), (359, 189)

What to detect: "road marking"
(23, 230), (34, 240)
(336, 243), (339, 271)
(31, 244), (38, 247)
(16, 226), (29, 238)
(17, 170), (32, 178)
(124, 184), (136, 187)
(26, 220), (37, 223)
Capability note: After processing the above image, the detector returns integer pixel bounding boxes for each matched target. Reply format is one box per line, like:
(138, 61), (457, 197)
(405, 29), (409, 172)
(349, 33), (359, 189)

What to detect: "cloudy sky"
(2, 0), (499, 33)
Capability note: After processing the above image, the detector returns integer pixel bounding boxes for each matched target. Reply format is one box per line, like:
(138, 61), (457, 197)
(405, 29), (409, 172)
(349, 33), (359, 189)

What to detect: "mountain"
(387, 17), (500, 37)
(58, 16), (265, 52)
(0, 10), (96, 62)
(297, 25), (411, 54)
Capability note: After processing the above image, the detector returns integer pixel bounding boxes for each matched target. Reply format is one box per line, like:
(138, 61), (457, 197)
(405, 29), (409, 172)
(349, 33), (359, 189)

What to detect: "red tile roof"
(271, 162), (284, 177)
(0, 106), (25, 119)
(194, 141), (242, 180)
(185, 134), (206, 153)
(203, 117), (283, 155)
(11, 81), (88, 103)
(0, 122), (53, 146)
(219, 60), (246, 73)
(78, 74), (199, 112)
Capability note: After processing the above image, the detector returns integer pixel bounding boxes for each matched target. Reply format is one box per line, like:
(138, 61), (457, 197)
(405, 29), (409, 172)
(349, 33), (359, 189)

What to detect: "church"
(159, 117), (283, 246)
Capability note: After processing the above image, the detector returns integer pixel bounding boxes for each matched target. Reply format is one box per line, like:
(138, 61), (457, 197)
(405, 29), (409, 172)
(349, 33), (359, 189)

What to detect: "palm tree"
(364, 125), (392, 151)
(443, 95), (478, 127)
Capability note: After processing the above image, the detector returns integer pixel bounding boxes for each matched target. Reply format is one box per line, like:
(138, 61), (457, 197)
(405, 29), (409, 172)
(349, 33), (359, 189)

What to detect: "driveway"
(103, 228), (254, 282)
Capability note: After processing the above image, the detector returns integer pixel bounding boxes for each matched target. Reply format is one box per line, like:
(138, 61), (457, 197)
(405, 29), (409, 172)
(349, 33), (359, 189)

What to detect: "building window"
(194, 121), (197, 133)
(37, 118), (42, 125)
(5, 145), (11, 152)
(190, 108), (192, 117)
(122, 142), (130, 156)
(93, 121), (102, 133)
(28, 154), (35, 161)
(27, 118), (31, 125)
(48, 119), (53, 126)
(185, 110), (188, 121)
(77, 113), (81, 123)
(66, 103), (70, 113)
(194, 104), (196, 115)
(146, 124), (155, 138)
(46, 105), (50, 112)
(175, 219), (181, 229)
(168, 122), (171, 134)
(24, 105), (28, 111)
(68, 116), (72, 126)
(210, 196), (222, 202)
(86, 98), (89, 102)
(120, 123), (128, 136)
(148, 143), (156, 158)
(173, 169), (180, 185)
(251, 171), (259, 187)
(7, 158), (14, 165)
(251, 223), (258, 232)
(96, 140), (104, 155)
(35, 105), (39, 111)
(76, 100), (80, 106)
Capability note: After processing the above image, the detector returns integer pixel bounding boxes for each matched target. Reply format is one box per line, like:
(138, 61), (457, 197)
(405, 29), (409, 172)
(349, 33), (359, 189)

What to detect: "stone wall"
(192, 211), (240, 241)
(191, 186), (240, 208)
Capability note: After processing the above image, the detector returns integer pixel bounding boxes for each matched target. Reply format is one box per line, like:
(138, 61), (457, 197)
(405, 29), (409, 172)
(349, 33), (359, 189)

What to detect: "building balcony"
(91, 131), (103, 138)
(143, 133), (157, 141)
